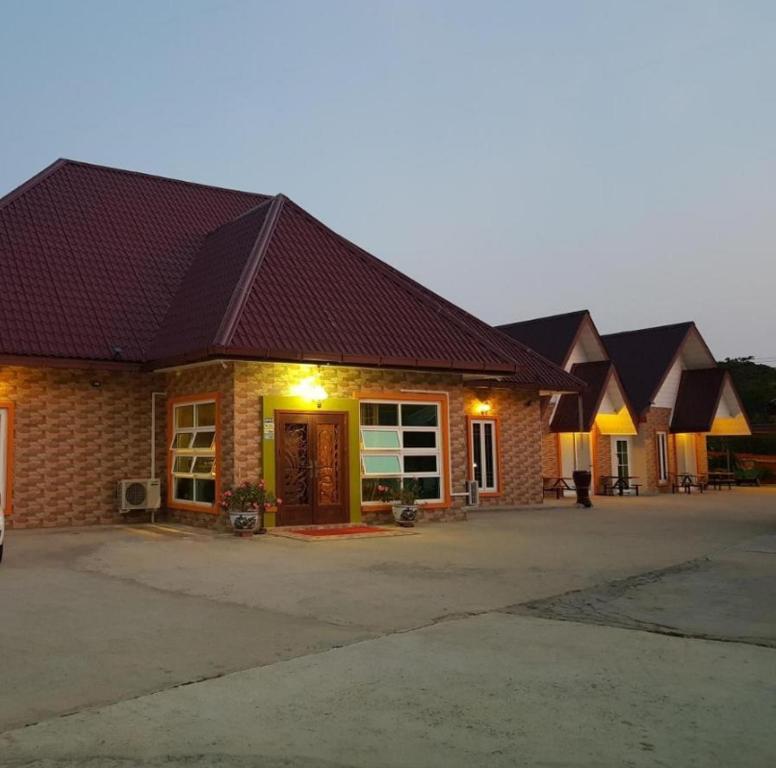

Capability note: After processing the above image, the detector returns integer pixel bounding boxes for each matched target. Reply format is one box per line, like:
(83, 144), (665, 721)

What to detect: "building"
(602, 322), (751, 493)
(498, 311), (637, 491)
(0, 159), (581, 528)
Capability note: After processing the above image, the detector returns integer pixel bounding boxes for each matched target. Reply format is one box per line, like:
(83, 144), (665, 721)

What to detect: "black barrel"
(573, 470), (593, 508)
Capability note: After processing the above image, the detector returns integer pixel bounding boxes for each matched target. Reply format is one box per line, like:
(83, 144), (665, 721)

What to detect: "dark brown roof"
(0, 160), (581, 389)
(0, 159), (265, 362)
(497, 310), (590, 366)
(549, 360), (635, 432)
(601, 323), (695, 415)
(671, 368), (728, 433)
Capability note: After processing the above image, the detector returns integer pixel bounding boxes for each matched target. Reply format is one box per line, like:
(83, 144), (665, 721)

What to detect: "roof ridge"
(0, 158), (69, 212)
(59, 158), (270, 200)
(602, 321), (694, 339)
(278, 198), (523, 371)
(214, 194), (286, 347)
(204, 195), (275, 237)
(496, 309), (590, 329)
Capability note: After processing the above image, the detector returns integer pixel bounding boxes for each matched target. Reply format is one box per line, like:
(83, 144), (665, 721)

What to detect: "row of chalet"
(499, 311), (750, 494)
(0, 160), (749, 528)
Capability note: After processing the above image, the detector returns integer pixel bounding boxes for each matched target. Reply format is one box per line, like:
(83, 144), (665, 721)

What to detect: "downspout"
(151, 392), (167, 523)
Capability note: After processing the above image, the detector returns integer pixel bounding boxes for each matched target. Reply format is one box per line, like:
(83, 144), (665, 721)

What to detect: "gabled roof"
(601, 322), (704, 415)
(497, 310), (590, 366)
(670, 368), (751, 434)
(550, 361), (631, 432)
(0, 159), (581, 389)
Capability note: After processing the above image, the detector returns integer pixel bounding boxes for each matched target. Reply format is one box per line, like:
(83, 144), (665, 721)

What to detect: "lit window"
(470, 419), (498, 493)
(170, 400), (217, 505)
(657, 431), (668, 484)
(360, 400), (443, 503)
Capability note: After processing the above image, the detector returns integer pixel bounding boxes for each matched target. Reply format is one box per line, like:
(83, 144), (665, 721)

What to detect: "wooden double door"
(275, 411), (349, 526)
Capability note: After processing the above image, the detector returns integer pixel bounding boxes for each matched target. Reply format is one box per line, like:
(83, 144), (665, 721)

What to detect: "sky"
(1, 0), (774, 361)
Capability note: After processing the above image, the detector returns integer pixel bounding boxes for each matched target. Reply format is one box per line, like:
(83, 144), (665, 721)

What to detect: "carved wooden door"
(275, 411), (348, 526)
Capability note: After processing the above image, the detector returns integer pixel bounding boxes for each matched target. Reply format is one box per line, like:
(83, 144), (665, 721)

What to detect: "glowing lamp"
(293, 376), (328, 408)
(476, 400), (492, 416)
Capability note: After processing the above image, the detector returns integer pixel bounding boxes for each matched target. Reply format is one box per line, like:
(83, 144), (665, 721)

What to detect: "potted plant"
(220, 480), (280, 537)
(391, 480), (420, 527)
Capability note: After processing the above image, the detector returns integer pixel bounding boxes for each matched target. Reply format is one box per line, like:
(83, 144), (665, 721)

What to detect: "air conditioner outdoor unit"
(117, 478), (161, 513)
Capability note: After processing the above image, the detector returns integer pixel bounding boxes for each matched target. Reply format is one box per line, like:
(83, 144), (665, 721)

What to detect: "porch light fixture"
(293, 376), (328, 408)
(476, 400), (492, 416)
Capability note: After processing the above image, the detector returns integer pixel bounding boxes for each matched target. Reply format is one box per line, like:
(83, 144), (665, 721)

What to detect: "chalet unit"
(0, 159), (581, 529)
(498, 311), (637, 492)
(499, 312), (750, 495)
(602, 322), (751, 493)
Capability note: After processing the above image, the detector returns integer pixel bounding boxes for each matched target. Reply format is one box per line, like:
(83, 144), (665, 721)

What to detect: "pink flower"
(264, 502), (271, 511)
(275, 497), (283, 505)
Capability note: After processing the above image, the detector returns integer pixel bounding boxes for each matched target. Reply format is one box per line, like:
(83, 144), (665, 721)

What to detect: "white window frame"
(470, 418), (498, 493)
(612, 437), (631, 479)
(359, 400), (443, 503)
(656, 431), (669, 484)
(170, 399), (217, 506)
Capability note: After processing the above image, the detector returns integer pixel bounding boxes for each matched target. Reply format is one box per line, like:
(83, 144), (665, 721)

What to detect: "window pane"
(173, 433), (193, 449)
(175, 405), (194, 429)
(404, 455), (437, 473)
(173, 456), (193, 474)
(401, 403), (438, 427)
(361, 477), (400, 501)
(402, 431), (436, 449)
(472, 422), (482, 486)
(195, 478), (215, 504)
(483, 423), (495, 488)
(405, 476), (440, 500)
(360, 403), (399, 426)
(192, 431), (215, 449)
(174, 477), (194, 501)
(192, 457), (215, 475)
(362, 430), (401, 449)
(196, 402), (216, 427)
(363, 455), (402, 475)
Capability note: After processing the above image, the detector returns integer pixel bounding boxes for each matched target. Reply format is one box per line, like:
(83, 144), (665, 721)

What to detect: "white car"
(0, 508), (4, 562)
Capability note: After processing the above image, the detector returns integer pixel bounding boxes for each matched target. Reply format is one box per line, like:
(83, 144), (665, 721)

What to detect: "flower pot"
(229, 510), (258, 536)
(391, 503), (418, 527)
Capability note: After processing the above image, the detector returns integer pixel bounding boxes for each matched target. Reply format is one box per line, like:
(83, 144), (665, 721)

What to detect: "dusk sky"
(2, 1), (774, 361)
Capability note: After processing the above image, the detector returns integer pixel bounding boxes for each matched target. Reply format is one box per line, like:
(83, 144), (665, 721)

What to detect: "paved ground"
(1, 489), (775, 766)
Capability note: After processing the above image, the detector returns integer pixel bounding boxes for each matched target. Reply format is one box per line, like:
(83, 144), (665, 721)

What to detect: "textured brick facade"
(233, 362), (544, 511)
(2, 360), (548, 529)
(639, 408), (674, 494)
(1, 365), (163, 528)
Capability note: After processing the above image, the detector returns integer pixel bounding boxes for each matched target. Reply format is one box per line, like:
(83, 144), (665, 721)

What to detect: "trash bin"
(572, 470), (592, 508)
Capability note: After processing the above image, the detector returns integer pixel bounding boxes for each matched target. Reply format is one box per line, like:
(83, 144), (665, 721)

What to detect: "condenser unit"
(117, 479), (161, 513)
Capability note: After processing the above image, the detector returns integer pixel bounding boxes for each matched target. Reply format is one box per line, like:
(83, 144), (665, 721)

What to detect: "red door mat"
(295, 525), (387, 536)
(269, 525), (417, 541)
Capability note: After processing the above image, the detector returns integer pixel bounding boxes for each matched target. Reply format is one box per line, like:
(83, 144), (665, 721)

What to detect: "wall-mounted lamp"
(476, 400), (492, 416)
(292, 375), (328, 408)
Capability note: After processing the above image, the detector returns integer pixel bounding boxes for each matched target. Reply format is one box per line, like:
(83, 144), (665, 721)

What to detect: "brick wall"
(1, 365), (163, 528)
(233, 362), (544, 513)
(639, 407), (673, 494)
(3, 360), (547, 529)
(539, 398), (560, 478)
(163, 364), (235, 529)
(463, 387), (543, 506)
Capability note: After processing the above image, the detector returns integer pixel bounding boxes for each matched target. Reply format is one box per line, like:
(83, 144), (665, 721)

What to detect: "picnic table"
(600, 475), (641, 496)
(671, 473), (707, 494)
(542, 477), (575, 499)
(707, 471), (735, 490)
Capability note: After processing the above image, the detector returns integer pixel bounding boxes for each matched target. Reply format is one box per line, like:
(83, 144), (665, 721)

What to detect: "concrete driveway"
(1, 489), (775, 766)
